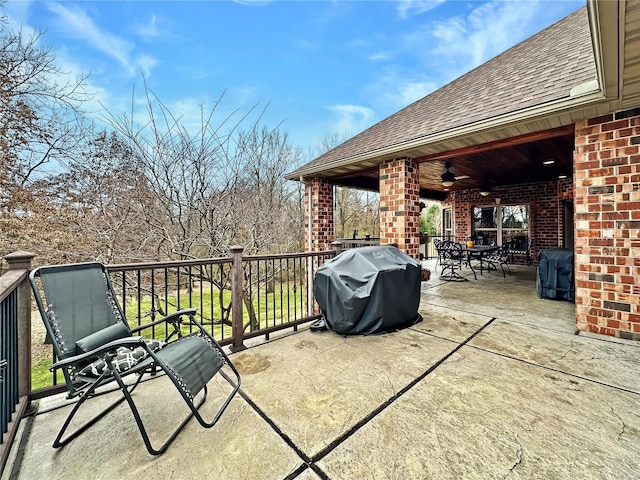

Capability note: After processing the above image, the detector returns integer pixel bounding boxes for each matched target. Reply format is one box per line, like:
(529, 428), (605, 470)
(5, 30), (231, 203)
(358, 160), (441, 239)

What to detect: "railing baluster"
(137, 269), (142, 326)
(256, 259), (262, 331)
(30, 251), (332, 394)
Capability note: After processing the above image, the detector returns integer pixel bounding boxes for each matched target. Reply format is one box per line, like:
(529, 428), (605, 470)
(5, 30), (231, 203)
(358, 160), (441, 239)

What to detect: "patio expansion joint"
(466, 344), (640, 396)
(235, 387), (312, 465)
(308, 317), (498, 465)
(420, 299), (495, 320)
(236, 385), (333, 480)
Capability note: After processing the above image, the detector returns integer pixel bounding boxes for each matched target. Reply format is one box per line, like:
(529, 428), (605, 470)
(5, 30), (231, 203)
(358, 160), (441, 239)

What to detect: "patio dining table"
(461, 244), (500, 279)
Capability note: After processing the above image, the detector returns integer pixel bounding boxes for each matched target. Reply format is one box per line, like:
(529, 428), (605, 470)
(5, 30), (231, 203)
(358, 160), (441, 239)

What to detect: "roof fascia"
(586, 0), (621, 101)
(288, 88), (606, 180)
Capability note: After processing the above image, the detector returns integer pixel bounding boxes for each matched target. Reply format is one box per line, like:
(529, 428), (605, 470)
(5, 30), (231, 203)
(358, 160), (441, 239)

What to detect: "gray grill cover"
(313, 246), (422, 335)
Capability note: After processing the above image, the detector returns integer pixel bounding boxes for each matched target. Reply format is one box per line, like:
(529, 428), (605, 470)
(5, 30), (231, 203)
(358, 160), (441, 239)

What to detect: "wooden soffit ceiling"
(330, 125), (576, 200)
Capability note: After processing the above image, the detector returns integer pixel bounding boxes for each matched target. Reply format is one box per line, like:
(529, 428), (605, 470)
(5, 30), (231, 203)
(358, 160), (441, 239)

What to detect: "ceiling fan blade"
(454, 175), (470, 180)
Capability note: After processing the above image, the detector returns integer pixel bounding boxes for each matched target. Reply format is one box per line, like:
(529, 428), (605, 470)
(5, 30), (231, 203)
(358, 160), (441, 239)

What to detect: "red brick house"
(286, 1), (640, 340)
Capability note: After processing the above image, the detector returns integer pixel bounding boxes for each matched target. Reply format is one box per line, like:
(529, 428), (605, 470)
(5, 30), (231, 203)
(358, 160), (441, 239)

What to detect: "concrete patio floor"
(4, 263), (640, 479)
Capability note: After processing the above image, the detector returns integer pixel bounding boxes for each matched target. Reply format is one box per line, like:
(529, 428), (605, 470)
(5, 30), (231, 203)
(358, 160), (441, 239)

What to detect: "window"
(472, 204), (529, 245)
(443, 208), (453, 239)
(472, 206), (498, 245)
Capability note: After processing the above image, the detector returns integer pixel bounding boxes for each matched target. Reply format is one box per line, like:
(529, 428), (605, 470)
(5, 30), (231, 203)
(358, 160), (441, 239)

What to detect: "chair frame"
(30, 262), (241, 455)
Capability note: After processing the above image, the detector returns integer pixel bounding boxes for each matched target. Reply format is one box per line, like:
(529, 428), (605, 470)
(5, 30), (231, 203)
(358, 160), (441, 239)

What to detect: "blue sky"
(4, 0), (584, 157)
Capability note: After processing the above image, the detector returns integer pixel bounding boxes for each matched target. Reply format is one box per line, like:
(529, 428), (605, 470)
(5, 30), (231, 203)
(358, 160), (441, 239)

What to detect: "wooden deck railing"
(0, 241), (386, 475)
(0, 252), (34, 475)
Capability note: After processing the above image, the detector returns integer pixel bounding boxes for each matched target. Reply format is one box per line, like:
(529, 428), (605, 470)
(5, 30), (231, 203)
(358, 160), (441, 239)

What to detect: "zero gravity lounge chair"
(29, 262), (241, 455)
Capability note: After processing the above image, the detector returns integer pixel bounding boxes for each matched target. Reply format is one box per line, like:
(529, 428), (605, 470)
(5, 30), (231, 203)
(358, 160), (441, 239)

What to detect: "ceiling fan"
(441, 161), (469, 187)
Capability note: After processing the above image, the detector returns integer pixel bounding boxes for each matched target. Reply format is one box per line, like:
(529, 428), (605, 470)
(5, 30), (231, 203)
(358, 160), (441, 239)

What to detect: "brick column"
(379, 158), (420, 258)
(574, 107), (640, 340)
(304, 178), (334, 252)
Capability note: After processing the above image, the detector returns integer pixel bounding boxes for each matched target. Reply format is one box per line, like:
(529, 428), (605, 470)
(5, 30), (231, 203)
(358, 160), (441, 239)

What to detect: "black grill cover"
(313, 245), (422, 335)
(536, 248), (575, 302)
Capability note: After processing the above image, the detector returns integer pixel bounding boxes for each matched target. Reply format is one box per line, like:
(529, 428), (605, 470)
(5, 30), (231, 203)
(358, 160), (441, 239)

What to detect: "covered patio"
(288, 1), (640, 341)
(4, 263), (639, 479)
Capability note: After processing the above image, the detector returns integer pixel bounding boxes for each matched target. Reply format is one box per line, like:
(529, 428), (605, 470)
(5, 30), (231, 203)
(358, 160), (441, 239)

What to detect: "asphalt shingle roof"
(295, 6), (595, 174)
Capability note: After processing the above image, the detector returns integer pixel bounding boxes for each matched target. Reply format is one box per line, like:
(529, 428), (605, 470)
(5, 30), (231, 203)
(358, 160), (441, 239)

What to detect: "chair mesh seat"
(155, 335), (224, 400)
(78, 339), (165, 378)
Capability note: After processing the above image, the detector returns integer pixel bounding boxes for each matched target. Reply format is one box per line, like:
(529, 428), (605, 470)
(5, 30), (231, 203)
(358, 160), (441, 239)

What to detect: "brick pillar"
(304, 178), (334, 252)
(574, 108), (640, 340)
(379, 158), (420, 258)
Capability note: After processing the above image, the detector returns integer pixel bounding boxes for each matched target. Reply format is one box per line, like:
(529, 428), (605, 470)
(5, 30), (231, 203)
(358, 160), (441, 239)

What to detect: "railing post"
(331, 240), (343, 256)
(229, 246), (246, 352)
(3, 251), (35, 398)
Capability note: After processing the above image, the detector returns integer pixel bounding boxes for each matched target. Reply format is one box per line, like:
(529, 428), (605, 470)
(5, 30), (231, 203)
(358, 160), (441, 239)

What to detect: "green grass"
(31, 358), (65, 389)
(31, 282), (308, 390)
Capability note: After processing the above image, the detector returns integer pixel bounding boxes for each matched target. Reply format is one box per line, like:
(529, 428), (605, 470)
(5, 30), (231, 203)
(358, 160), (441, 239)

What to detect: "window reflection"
(502, 205), (529, 229)
(472, 204), (530, 245)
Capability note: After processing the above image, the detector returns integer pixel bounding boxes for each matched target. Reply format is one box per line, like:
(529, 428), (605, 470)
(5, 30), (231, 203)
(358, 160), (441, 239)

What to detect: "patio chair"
(433, 238), (443, 268)
(29, 262), (241, 456)
(484, 245), (511, 278)
(438, 241), (467, 282)
(508, 236), (532, 265)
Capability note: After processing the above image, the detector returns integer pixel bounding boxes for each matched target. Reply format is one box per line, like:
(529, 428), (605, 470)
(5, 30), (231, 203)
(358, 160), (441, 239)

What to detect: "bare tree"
(104, 82), (305, 329)
(58, 129), (160, 263)
(0, 2), (92, 266)
(232, 125), (304, 254)
(105, 85), (245, 260)
(0, 11), (90, 212)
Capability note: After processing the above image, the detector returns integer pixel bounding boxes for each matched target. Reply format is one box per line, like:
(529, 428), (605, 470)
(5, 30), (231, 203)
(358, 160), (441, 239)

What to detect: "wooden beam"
(414, 125), (575, 163)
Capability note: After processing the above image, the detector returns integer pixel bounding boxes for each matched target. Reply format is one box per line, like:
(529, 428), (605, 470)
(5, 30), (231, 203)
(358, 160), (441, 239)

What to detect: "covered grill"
(313, 245), (422, 335)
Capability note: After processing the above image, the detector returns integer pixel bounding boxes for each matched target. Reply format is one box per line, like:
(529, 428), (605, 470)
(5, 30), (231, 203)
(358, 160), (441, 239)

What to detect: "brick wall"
(446, 180), (572, 263)
(574, 107), (640, 340)
(379, 158), (420, 258)
(304, 178), (334, 252)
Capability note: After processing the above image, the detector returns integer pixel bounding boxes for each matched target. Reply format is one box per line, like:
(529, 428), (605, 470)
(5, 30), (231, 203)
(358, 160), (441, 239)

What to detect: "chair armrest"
(130, 308), (198, 333)
(51, 336), (146, 370)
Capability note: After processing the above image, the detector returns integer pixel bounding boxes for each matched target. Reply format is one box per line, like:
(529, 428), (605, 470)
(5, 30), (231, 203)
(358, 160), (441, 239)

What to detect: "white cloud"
(405, 0), (571, 80)
(2, 0), (34, 24)
(136, 54), (159, 78)
(361, 66), (437, 114)
(327, 104), (375, 135)
(134, 14), (163, 42)
(369, 51), (392, 61)
(45, 2), (156, 78)
(360, 0), (581, 124)
(46, 3), (134, 74)
(396, 0), (447, 19)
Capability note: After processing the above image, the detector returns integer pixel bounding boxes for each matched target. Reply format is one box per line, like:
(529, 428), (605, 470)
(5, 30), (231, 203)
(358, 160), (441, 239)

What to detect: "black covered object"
(536, 248), (575, 302)
(313, 245), (422, 335)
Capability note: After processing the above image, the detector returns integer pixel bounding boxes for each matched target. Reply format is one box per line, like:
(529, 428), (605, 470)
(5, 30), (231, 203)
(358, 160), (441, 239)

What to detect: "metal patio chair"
(484, 244), (511, 278)
(438, 241), (467, 282)
(433, 238), (444, 269)
(508, 236), (532, 265)
(30, 262), (241, 455)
